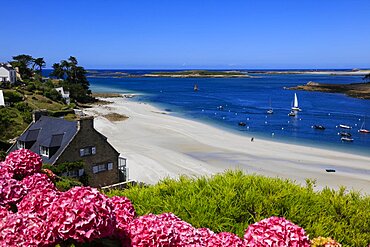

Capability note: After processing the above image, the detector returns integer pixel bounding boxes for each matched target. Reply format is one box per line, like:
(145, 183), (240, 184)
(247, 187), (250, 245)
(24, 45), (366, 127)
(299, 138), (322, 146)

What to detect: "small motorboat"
(339, 124), (352, 129)
(288, 111), (296, 117)
(338, 132), (352, 137)
(341, 137), (354, 142)
(313, 125), (325, 130)
(238, 122), (246, 126)
(267, 109), (273, 114)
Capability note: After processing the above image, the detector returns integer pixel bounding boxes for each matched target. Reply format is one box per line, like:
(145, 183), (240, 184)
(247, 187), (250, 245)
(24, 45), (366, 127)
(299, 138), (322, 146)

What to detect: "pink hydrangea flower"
(0, 178), (26, 208)
(0, 161), (13, 179)
(5, 149), (42, 178)
(47, 186), (116, 243)
(126, 213), (185, 246)
(21, 173), (57, 192)
(244, 216), (310, 247)
(0, 212), (57, 247)
(18, 188), (60, 220)
(207, 232), (245, 246)
(109, 196), (136, 236)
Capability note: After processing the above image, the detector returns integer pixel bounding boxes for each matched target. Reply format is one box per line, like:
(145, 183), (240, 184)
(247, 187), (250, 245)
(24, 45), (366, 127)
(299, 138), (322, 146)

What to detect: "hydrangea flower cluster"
(1, 149), (339, 246)
(5, 149), (42, 178)
(244, 216), (311, 247)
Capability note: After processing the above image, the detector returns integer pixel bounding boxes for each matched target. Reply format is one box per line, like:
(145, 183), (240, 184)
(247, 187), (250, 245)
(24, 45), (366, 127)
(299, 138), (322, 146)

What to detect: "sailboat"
(194, 84), (198, 92)
(267, 97), (273, 114)
(291, 93), (301, 111)
(358, 117), (370, 133)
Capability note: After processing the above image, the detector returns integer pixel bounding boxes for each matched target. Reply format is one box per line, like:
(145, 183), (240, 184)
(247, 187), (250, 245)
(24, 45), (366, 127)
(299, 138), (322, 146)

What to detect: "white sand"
(84, 96), (370, 194)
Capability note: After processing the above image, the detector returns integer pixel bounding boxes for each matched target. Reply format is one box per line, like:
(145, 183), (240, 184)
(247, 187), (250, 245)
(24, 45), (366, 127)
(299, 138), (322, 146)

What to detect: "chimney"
(77, 116), (94, 130)
(33, 110), (48, 122)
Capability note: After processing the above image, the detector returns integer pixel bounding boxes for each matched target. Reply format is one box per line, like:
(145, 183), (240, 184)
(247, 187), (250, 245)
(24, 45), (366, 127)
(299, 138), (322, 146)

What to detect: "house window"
(17, 141), (26, 149)
(61, 169), (84, 178)
(92, 162), (113, 174)
(40, 146), (49, 157)
(79, 146), (96, 157)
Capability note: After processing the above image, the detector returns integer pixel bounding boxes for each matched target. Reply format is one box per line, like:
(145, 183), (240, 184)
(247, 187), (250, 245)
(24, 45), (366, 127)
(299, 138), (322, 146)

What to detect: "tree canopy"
(51, 56), (94, 103)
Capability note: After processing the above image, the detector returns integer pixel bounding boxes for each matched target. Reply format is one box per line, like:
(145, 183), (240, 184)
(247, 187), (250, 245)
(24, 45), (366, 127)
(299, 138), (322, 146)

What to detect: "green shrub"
(105, 170), (370, 246)
(56, 177), (83, 192)
(3, 90), (23, 103)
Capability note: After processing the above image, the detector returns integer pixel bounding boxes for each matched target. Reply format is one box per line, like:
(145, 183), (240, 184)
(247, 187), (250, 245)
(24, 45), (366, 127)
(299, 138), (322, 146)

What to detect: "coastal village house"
(55, 87), (71, 104)
(8, 112), (127, 187)
(0, 63), (16, 84)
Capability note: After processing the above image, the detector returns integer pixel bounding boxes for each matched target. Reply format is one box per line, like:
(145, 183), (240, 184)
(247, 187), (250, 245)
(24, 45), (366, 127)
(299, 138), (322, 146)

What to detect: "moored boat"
(358, 117), (370, 133)
(291, 93), (301, 111)
(339, 124), (352, 129)
(313, 125), (325, 130)
(338, 131), (352, 137)
(359, 129), (370, 134)
(194, 84), (198, 91)
(238, 122), (246, 126)
(288, 111), (296, 117)
(341, 137), (354, 142)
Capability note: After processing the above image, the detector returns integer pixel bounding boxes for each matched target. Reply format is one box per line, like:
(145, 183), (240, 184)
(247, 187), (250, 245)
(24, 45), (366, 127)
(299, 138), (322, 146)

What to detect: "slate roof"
(13, 116), (78, 164)
(0, 63), (14, 71)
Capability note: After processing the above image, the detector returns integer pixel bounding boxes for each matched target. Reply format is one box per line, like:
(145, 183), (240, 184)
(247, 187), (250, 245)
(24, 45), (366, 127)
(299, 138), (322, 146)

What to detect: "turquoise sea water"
(87, 70), (370, 156)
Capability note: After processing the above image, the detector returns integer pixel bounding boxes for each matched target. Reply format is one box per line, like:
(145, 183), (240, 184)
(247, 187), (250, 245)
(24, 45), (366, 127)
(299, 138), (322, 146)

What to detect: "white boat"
(291, 93), (301, 111)
(288, 111), (296, 117)
(358, 117), (370, 133)
(339, 124), (352, 129)
(341, 137), (354, 142)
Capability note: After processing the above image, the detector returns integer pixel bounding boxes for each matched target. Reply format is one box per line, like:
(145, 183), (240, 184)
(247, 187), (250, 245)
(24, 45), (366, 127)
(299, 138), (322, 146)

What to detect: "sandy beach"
(84, 96), (370, 194)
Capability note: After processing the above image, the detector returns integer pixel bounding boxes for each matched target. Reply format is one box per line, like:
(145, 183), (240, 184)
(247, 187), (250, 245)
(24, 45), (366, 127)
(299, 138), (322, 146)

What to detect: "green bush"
(56, 177), (83, 192)
(105, 170), (370, 246)
(3, 90), (23, 103)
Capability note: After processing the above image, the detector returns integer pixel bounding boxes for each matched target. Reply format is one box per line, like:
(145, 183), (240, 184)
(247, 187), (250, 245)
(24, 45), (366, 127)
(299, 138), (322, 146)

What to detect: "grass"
(24, 93), (65, 111)
(105, 170), (370, 246)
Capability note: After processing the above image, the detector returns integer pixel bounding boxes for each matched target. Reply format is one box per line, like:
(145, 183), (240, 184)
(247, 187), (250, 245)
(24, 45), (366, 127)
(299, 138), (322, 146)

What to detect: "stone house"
(8, 112), (127, 187)
(0, 63), (16, 84)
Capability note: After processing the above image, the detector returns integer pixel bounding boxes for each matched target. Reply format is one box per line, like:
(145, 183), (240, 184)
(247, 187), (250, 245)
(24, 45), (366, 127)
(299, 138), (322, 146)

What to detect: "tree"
(10, 54), (34, 80)
(51, 56), (94, 103)
(32, 57), (46, 75)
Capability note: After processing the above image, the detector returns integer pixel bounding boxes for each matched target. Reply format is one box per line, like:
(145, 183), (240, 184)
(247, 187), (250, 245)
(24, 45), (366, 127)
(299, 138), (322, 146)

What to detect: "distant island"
(143, 70), (252, 78)
(87, 70), (253, 78)
(248, 69), (370, 76)
(289, 81), (370, 99)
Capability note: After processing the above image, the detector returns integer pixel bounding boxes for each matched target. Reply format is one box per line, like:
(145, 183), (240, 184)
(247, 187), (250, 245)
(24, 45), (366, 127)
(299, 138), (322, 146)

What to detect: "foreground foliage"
(106, 171), (369, 246)
(0, 149), (342, 246)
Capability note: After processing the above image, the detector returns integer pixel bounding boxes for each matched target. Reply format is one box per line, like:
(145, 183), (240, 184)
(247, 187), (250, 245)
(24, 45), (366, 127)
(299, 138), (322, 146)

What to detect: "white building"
(55, 87), (70, 104)
(0, 63), (16, 83)
(0, 90), (5, 106)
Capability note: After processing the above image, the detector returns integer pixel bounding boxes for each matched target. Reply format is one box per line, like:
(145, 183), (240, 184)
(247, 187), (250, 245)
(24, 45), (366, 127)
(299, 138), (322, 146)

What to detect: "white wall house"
(0, 63), (16, 83)
(0, 90), (5, 106)
(55, 87), (71, 104)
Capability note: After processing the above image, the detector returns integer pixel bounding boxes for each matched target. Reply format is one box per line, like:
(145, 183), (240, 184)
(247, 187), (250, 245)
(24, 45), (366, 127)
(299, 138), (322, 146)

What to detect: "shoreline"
(84, 94), (370, 194)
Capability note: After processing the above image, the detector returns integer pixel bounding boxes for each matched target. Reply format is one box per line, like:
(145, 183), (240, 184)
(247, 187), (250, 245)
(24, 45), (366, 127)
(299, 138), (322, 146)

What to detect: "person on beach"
(251, 137), (254, 142)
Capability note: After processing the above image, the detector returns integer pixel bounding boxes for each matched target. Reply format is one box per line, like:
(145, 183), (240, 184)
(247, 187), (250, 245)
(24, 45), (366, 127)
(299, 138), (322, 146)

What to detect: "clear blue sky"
(1, 0), (370, 69)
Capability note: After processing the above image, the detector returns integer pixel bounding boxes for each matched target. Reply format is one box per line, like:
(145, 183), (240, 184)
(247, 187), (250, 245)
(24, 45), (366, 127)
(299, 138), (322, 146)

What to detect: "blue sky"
(1, 0), (370, 69)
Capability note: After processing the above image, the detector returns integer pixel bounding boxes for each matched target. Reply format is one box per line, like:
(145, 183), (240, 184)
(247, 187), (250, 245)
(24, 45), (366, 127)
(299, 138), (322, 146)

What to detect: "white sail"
(293, 93), (298, 108)
(0, 90), (4, 106)
(291, 93), (300, 111)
